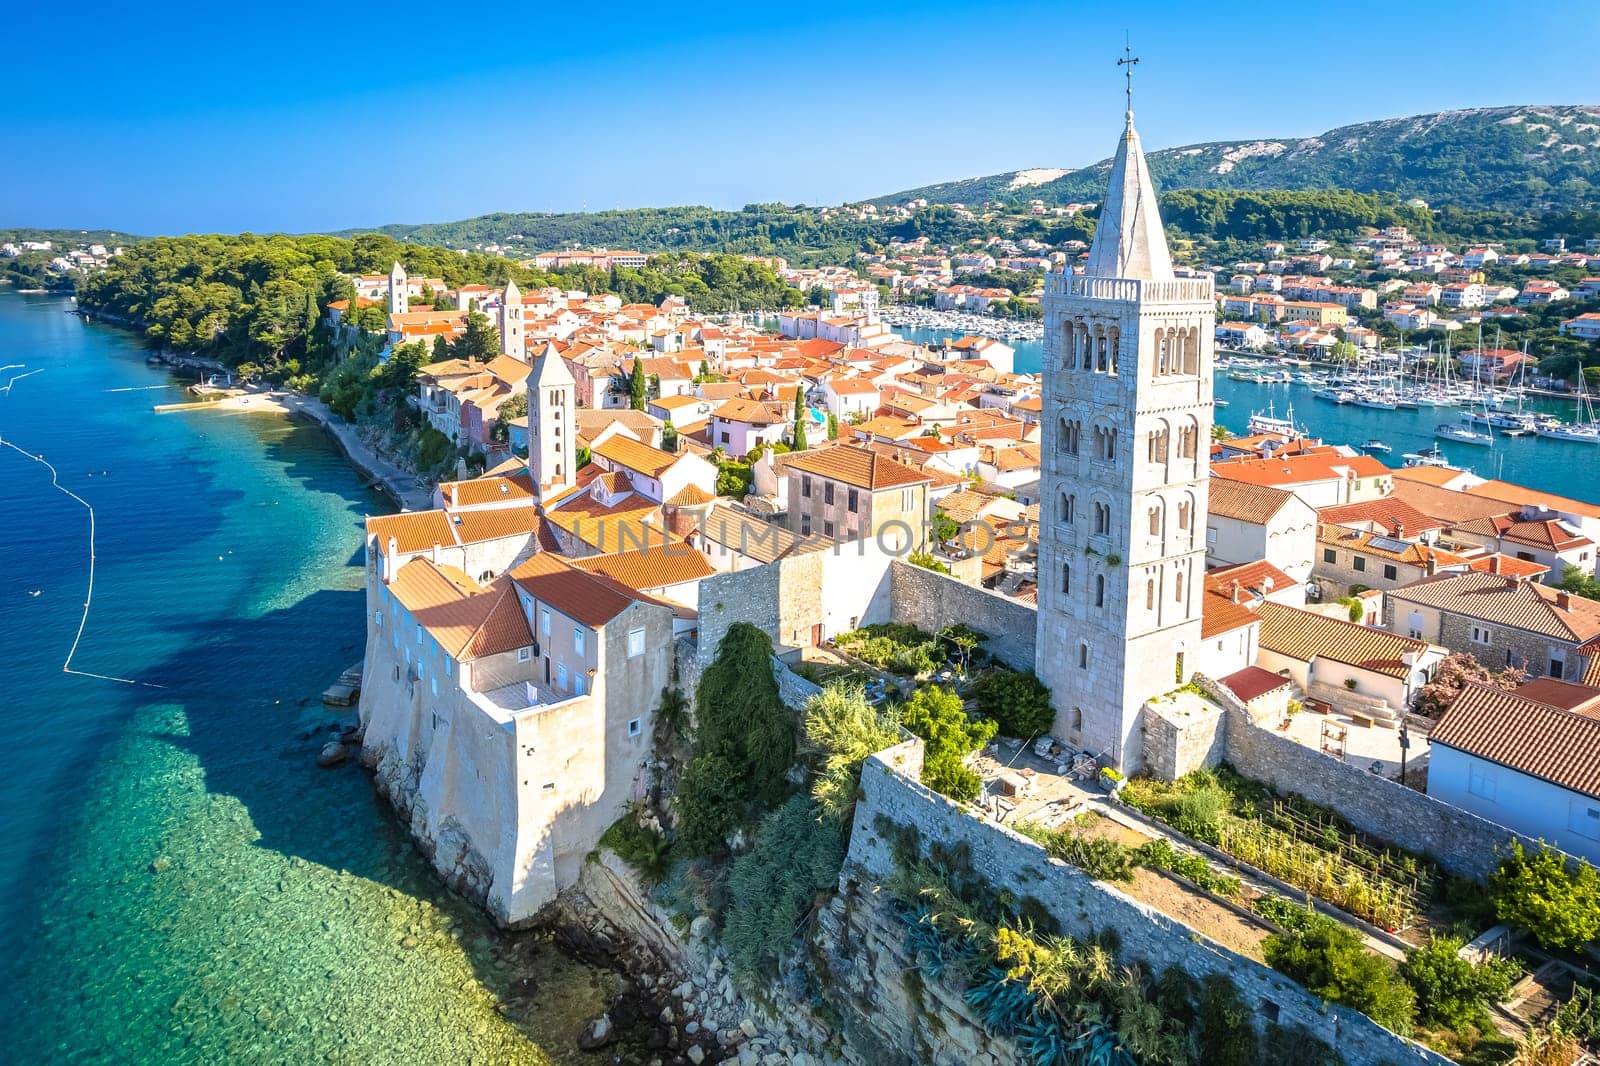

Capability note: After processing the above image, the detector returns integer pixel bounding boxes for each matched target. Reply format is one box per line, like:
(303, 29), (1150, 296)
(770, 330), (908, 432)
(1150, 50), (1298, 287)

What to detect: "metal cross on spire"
(1117, 36), (1140, 116)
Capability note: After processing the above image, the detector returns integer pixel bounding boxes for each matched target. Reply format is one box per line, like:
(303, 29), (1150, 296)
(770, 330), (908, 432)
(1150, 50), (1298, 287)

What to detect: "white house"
(819, 375), (881, 420)
(1428, 679), (1600, 864)
(1205, 478), (1318, 583)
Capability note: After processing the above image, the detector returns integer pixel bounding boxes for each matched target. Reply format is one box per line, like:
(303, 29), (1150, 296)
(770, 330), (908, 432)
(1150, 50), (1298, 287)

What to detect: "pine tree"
(791, 384), (807, 450)
(662, 420), (678, 453)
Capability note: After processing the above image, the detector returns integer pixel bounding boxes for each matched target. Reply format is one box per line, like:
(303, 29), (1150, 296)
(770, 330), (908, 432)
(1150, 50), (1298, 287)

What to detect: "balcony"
(1045, 272), (1213, 304)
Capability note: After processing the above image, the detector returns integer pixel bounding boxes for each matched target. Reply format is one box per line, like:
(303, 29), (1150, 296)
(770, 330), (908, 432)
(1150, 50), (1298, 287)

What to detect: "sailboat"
(1437, 422), (1493, 446)
(1538, 381), (1600, 443)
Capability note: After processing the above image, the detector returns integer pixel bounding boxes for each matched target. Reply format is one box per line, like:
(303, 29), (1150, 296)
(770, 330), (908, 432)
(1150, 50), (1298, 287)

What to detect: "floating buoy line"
(2, 368), (165, 689)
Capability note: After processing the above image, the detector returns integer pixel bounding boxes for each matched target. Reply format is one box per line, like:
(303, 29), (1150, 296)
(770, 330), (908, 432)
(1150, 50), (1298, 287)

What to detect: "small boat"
(1403, 446), (1453, 469)
(1353, 391), (1398, 410)
(1212, 398), (1230, 408)
(1436, 423), (1493, 446)
(1361, 439), (1392, 453)
(1498, 426), (1534, 437)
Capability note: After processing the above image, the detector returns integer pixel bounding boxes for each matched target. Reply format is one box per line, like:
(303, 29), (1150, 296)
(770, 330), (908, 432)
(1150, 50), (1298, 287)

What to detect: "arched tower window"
(1145, 578), (1155, 610)
(1183, 327), (1200, 375)
(1095, 574), (1106, 608)
(1059, 492), (1076, 524)
(1061, 562), (1071, 594)
(1108, 326), (1120, 375)
(1081, 324), (1094, 370)
(1059, 417), (1081, 456)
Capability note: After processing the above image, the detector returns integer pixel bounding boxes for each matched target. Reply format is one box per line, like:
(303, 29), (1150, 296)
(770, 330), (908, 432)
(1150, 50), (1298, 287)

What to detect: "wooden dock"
(322, 661), (364, 707)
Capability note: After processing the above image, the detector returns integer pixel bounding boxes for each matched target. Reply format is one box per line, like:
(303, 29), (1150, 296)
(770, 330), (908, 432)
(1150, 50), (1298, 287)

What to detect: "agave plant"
(1017, 1018), (1071, 1066)
(1066, 1022), (1137, 1066)
(965, 966), (1041, 1033)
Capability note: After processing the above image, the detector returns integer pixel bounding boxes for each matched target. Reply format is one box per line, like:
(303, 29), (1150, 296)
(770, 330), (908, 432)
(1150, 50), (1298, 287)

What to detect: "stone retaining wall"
(886, 560), (1037, 669)
(1200, 675), (1564, 881)
(844, 737), (1451, 1066)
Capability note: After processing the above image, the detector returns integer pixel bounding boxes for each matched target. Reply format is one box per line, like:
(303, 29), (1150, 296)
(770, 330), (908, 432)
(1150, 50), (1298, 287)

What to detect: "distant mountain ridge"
(869, 105), (1600, 212)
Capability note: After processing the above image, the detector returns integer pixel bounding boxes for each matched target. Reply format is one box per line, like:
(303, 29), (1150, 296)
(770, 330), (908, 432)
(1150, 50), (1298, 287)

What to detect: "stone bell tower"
(1034, 92), (1215, 772)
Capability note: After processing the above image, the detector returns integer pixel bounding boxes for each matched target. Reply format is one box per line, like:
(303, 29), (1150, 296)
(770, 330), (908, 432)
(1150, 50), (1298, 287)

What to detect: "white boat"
(1436, 423), (1493, 446)
(1353, 390), (1398, 410)
(1312, 386), (1349, 402)
(1361, 439), (1392, 453)
(1247, 402), (1304, 438)
(1537, 422), (1600, 443)
(1212, 398), (1230, 408)
(1403, 446), (1454, 469)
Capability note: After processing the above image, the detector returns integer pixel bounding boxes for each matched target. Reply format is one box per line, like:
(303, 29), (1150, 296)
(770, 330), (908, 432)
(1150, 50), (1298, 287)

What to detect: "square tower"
(1035, 111), (1215, 773)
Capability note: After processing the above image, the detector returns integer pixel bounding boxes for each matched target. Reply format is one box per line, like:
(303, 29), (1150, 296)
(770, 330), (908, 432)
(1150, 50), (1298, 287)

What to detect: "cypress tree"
(791, 384), (807, 450)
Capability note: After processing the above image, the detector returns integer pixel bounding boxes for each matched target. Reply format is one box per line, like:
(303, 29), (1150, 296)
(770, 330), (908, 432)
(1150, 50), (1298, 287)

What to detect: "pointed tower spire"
(1084, 47), (1173, 282)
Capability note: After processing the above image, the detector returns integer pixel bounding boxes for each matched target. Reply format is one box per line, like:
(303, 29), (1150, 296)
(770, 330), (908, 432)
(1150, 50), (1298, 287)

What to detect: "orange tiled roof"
(571, 545), (715, 590)
(388, 560), (531, 660)
(509, 552), (649, 628)
(1317, 498), (1443, 538)
(1257, 601), (1428, 678)
(1390, 572), (1600, 644)
(1207, 478), (1296, 524)
(784, 445), (932, 491)
(592, 435), (679, 479)
(1431, 681), (1600, 799)
(1201, 573), (1263, 638)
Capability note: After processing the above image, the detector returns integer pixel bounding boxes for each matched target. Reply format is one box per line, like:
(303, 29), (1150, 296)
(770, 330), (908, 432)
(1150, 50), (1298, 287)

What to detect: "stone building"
(783, 445), (931, 552)
(1035, 106), (1215, 772)
(1386, 570), (1600, 681)
(358, 546), (677, 926)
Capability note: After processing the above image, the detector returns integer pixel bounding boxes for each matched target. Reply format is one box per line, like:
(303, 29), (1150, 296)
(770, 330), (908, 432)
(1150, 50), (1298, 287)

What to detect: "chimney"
(431, 543), (441, 565)
(385, 535), (398, 584)
(1231, 579), (1242, 604)
(1263, 577), (1275, 593)
(1487, 555), (1500, 574)
(1504, 576), (1518, 589)
(1557, 591), (1573, 610)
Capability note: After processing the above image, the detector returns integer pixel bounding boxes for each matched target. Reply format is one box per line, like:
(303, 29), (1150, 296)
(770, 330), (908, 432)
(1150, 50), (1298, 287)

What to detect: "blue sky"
(3, 0), (1596, 235)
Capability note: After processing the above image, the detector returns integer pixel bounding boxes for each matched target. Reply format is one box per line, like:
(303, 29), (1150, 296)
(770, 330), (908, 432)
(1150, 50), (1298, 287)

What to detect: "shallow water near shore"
(0, 293), (609, 1063)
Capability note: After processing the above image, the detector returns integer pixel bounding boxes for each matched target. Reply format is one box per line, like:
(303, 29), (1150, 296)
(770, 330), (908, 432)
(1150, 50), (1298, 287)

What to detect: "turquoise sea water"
(898, 326), (1600, 505)
(0, 294), (610, 1064)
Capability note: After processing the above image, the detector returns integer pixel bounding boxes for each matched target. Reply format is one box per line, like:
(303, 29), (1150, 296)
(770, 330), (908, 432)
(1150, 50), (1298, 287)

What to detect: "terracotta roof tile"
(1430, 681), (1600, 799)
(571, 546), (715, 590)
(1208, 478), (1295, 524)
(1257, 601), (1428, 678)
(1219, 666), (1293, 703)
(592, 435), (678, 479)
(1390, 572), (1600, 644)
(784, 445), (932, 491)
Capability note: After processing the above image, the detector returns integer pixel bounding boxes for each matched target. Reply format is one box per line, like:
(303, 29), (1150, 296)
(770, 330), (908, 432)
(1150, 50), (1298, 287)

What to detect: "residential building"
(1205, 478), (1317, 583)
(1428, 680), (1600, 864)
(784, 445), (931, 551)
(1386, 571), (1600, 681)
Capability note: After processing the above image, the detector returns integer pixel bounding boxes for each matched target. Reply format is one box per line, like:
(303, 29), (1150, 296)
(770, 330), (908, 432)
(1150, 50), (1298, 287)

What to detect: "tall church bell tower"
(1035, 86), (1215, 772)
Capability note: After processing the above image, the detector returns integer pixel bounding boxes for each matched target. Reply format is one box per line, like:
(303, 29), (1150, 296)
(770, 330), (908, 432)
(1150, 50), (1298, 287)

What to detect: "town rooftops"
(1431, 681), (1600, 800)
(1212, 449), (1389, 489)
(1455, 513), (1591, 552)
(1317, 498), (1443, 538)
(1317, 524), (1468, 569)
(1390, 571), (1600, 644)
(509, 552), (669, 628)
(1257, 601), (1429, 678)
(783, 444), (932, 491)
(1207, 478), (1296, 524)
(1201, 572), (1263, 638)
(1389, 479), (1514, 526)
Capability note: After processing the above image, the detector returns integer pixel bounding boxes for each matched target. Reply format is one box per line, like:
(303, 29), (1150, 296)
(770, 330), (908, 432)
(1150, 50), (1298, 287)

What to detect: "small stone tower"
(500, 278), (525, 360)
(527, 341), (576, 499)
(388, 261), (407, 316)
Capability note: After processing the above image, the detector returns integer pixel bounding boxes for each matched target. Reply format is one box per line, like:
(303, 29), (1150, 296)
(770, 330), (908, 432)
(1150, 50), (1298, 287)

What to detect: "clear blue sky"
(3, 0), (1595, 235)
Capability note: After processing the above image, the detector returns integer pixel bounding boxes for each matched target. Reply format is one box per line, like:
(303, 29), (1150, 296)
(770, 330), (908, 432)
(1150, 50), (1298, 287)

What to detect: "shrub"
(1489, 841), (1600, 950)
(673, 750), (751, 855)
(1197, 973), (1260, 1066)
(1163, 784), (1231, 845)
(901, 685), (997, 803)
(971, 668), (1055, 740)
(801, 683), (900, 823)
(599, 807), (672, 881)
(1399, 935), (1519, 1031)
(1263, 912), (1416, 1034)
(722, 796), (844, 980)
(1016, 821), (1135, 882)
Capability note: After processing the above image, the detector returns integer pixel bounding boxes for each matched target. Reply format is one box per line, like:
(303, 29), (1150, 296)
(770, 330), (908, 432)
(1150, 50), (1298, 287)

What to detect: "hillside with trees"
(872, 105), (1600, 214)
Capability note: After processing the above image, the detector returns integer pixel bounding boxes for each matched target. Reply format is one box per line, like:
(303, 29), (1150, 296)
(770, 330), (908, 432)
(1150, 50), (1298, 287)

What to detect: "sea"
(896, 326), (1600, 506)
(0, 293), (611, 1064)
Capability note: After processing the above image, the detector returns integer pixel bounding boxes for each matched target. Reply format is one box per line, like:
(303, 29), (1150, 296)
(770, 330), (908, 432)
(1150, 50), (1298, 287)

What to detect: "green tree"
(827, 413), (839, 441)
(661, 420), (678, 453)
(907, 549), (950, 574)
(1263, 913), (1416, 1034)
(900, 685), (996, 803)
(1490, 841), (1600, 950)
(971, 668), (1054, 739)
(721, 796), (844, 981)
(451, 310), (499, 362)
(791, 384), (808, 449)
(432, 334), (450, 361)
(629, 356), (647, 410)
(674, 623), (795, 853)
(801, 683), (900, 823)
(1398, 935), (1518, 1031)
(1557, 564), (1600, 601)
